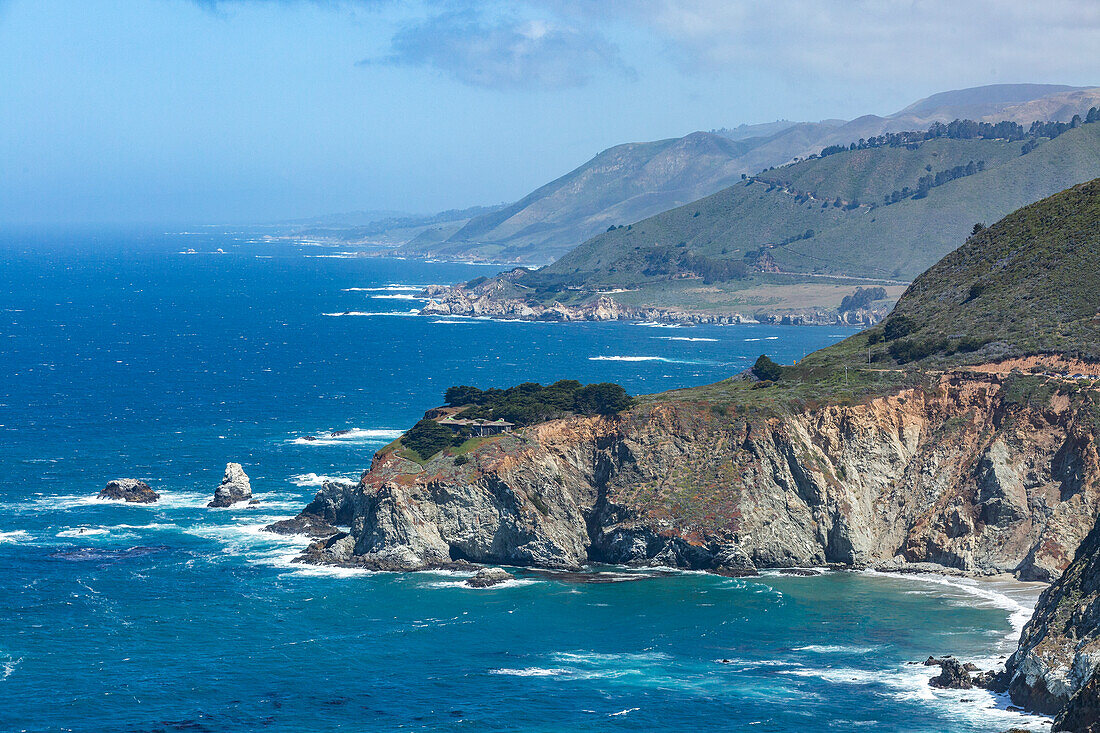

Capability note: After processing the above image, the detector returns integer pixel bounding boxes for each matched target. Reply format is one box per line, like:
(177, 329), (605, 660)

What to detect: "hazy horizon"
(2, 0), (1099, 226)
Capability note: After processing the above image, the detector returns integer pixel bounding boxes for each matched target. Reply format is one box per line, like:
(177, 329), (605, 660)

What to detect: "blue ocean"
(0, 228), (1049, 732)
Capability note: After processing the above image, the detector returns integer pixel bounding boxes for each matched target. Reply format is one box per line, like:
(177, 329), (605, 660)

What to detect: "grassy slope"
(539, 124), (1100, 287)
(655, 177), (1100, 411)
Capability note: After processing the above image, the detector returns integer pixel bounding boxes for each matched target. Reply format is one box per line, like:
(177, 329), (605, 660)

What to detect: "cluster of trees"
(402, 419), (467, 461)
(641, 247), (750, 283)
(817, 109), (1100, 163)
(882, 161), (986, 205)
(839, 286), (887, 312)
(444, 380), (635, 426)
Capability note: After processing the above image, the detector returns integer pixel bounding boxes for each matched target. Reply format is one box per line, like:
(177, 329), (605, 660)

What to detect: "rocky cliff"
(293, 368), (1100, 582)
(1002, 503), (1100, 723)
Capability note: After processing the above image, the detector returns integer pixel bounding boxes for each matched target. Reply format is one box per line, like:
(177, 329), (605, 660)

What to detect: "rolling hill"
(394, 84), (1100, 264)
(526, 118), (1100, 291)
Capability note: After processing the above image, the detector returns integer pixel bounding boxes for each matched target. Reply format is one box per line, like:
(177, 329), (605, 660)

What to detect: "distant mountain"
(397, 84), (1100, 264)
(535, 120), (1100, 287)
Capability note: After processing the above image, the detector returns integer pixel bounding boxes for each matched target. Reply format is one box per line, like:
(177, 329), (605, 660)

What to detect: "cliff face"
(1003, 506), (1100, 719)
(298, 370), (1100, 582)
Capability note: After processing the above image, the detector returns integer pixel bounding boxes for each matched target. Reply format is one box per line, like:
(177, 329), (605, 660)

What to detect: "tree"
(971, 222), (986, 236)
(752, 355), (783, 382)
(574, 383), (634, 415)
(444, 385), (484, 406)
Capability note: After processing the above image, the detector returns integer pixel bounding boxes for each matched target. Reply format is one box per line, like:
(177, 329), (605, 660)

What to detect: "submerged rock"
(98, 479), (159, 504)
(263, 513), (339, 539)
(207, 463), (252, 508)
(465, 567), (513, 588)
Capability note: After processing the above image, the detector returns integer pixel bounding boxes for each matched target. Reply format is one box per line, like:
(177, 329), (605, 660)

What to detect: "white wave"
(56, 527), (112, 538)
(609, 708), (640, 717)
(633, 322), (683, 328)
(0, 530), (29, 544)
(793, 645), (880, 654)
(744, 338), (762, 341)
(860, 570), (1037, 647)
(290, 472), (359, 487)
(425, 577), (539, 590)
(342, 285), (424, 292)
(321, 310), (420, 317)
(1, 654), (19, 682)
(289, 428), (403, 446)
(370, 294), (425, 300)
(589, 356), (706, 364)
(782, 663), (1050, 729)
(490, 667), (570, 677)
(765, 336), (779, 340)
(430, 319), (481, 324)
(655, 336), (719, 342)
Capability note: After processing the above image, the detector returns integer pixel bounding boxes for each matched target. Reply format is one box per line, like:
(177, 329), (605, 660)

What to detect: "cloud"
(373, 9), (633, 90)
(538, 0), (1100, 88)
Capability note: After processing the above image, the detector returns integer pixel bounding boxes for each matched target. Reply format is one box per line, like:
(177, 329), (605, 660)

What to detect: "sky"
(1, 0), (1099, 225)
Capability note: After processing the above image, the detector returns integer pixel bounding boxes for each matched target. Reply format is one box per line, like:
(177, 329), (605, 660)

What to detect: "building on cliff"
(437, 416), (514, 437)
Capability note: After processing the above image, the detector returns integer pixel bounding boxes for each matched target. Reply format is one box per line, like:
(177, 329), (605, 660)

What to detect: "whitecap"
(633, 322), (682, 328)
(655, 336), (719, 342)
(490, 667), (570, 677)
(321, 310), (420, 317)
(588, 356), (707, 364)
(56, 527), (112, 538)
(289, 428), (403, 446)
(609, 708), (640, 717)
(793, 644), (880, 654)
(370, 294), (425, 300)
(0, 530), (30, 544)
(290, 472), (359, 487)
(1, 654), (20, 682)
(342, 285), (424, 292)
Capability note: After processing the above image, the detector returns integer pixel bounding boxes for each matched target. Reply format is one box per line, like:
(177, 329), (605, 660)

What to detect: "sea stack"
(98, 478), (159, 504)
(207, 463), (253, 508)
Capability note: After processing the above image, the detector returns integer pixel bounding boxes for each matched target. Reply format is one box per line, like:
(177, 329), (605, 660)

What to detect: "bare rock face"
(98, 479), (159, 504)
(207, 463), (252, 508)
(465, 567), (513, 588)
(293, 370), (1100, 586)
(1054, 666), (1100, 732)
(1004, 509), (1100, 716)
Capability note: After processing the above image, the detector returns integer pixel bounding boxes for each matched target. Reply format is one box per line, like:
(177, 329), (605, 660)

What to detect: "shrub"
(883, 314), (916, 341)
(752, 355), (783, 382)
(453, 454), (469, 466)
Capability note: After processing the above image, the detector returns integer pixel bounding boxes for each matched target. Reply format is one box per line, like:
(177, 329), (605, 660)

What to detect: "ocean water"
(0, 228), (1049, 732)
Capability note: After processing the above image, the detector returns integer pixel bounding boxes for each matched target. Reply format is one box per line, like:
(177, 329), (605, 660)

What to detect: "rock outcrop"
(928, 657), (974, 689)
(207, 463), (253, 508)
(419, 280), (887, 326)
(295, 369), (1100, 580)
(98, 479), (159, 504)
(1003, 507), (1100, 717)
(465, 567), (513, 588)
(263, 513), (339, 539)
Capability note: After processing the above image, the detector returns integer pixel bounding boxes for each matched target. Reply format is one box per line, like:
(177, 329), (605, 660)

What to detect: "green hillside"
(844, 177), (1100, 366)
(659, 178), (1100, 413)
(534, 122), (1100, 289)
